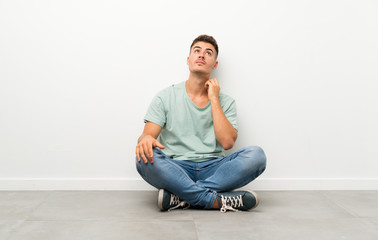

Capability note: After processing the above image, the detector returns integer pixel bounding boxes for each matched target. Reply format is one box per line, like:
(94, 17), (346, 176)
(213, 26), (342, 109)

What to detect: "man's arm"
(136, 122), (165, 164)
(205, 78), (238, 150)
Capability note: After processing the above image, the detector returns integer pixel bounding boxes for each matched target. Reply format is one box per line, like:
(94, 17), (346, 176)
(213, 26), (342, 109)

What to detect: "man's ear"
(187, 56), (190, 65)
(213, 61), (218, 70)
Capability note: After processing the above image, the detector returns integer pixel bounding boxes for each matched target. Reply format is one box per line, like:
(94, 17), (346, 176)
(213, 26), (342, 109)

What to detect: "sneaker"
(158, 189), (190, 211)
(217, 190), (259, 213)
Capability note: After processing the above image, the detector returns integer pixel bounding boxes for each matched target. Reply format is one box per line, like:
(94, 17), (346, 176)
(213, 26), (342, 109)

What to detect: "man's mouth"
(195, 61), (205, 64)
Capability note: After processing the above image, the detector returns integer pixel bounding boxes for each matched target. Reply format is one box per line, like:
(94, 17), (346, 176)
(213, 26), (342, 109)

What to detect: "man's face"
(187, 41), (218, 75)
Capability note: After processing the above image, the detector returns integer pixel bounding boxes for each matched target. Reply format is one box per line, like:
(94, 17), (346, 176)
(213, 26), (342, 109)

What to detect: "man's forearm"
(210, 98), (237, 150)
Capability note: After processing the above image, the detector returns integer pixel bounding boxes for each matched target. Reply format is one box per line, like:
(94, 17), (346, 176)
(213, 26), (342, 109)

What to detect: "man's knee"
(136, 148), (168, 172)
(244, 145), (267, 170)
(136, 147), (164, 164)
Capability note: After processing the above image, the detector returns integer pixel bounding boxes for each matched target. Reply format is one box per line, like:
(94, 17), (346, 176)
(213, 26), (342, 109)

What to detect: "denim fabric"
(136, 145), (267, 209)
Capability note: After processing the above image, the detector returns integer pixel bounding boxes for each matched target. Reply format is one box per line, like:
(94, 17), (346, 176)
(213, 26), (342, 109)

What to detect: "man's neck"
(186, 72), (210, 97)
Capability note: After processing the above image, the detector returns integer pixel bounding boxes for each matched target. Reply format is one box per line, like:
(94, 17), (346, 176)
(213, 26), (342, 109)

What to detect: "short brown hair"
(190, 34), (219, 57)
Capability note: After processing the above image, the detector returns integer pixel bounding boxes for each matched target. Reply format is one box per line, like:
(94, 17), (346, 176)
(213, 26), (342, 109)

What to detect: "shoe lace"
(168, 194), (190, 211)
(169, 194), (181, 205)
(220, 195), (243, 213)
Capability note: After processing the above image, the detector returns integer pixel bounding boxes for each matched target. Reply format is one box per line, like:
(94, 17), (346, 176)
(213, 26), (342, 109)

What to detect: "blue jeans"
(136, 145), (267, 209)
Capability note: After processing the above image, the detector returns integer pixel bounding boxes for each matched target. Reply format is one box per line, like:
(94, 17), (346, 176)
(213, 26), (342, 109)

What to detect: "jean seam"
(174, 161), (197, 171)
(195, 163), (199, 182)
(198, 157), (229, 170)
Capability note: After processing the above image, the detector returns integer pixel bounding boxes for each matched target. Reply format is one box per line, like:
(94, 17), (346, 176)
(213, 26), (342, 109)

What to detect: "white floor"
(1, 191), (378, 240)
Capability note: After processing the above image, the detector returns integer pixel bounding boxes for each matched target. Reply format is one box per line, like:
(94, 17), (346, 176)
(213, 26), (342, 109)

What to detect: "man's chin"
(190, 68), (211, 75)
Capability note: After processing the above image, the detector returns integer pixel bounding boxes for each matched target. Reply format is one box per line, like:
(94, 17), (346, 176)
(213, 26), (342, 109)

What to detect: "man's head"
(187, 35), (219, 75)
(190, 35), (219, 58)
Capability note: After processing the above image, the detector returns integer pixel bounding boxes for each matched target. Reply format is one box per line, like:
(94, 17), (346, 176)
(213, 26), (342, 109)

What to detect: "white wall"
(1, 0), (377, 190)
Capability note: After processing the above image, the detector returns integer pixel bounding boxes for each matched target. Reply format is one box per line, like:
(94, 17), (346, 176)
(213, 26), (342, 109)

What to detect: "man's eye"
(206, 52), (212, 55)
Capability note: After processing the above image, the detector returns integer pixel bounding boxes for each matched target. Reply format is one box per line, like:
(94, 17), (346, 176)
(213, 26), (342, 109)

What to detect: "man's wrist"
(209, 96), (220, 104)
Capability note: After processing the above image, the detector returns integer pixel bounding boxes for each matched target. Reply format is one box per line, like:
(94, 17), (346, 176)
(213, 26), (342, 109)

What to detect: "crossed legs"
(136, 146), (267, 209)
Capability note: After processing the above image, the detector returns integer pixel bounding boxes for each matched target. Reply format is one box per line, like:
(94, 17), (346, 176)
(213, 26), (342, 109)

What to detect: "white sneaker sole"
(157, 189), (164, 210)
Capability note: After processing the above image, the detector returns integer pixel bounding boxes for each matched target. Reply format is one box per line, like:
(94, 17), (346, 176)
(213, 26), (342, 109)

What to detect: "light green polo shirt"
(144, 81), (238, 162)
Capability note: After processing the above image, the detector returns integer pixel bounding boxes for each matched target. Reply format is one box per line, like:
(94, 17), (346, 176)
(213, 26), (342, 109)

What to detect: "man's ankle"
(211, 198), (220, 209)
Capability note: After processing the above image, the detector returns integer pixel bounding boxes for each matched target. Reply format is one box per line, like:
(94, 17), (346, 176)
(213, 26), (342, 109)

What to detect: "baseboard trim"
(0, 178), (377, 190)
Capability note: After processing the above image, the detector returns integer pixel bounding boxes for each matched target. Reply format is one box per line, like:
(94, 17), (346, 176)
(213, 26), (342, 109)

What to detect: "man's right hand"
(136, 134), (165, 164)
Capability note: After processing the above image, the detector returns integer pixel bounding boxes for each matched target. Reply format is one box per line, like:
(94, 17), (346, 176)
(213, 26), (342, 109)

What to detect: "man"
(136, 35), (266, 212)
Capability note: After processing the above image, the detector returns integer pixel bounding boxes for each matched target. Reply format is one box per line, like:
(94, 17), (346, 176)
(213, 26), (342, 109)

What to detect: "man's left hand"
(205, 78), (220, 101)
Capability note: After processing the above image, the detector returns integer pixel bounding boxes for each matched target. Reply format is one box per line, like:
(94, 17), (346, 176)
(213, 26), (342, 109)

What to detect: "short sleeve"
(223, 99), (238, 132)
(144, 95), (166, 127)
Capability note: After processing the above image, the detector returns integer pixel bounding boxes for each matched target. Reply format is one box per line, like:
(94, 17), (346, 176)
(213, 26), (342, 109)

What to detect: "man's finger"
(136, 148), (141, 162)
(154, 140), (165, 149)
(147, 142), (154, 163)
(143, 144), (152, 163)
(141, 152), (148, 164)
(139, 146), (148, 164)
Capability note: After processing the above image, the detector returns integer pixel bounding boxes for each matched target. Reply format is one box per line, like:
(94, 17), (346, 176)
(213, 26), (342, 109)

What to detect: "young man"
(136, 35), (266, 213)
